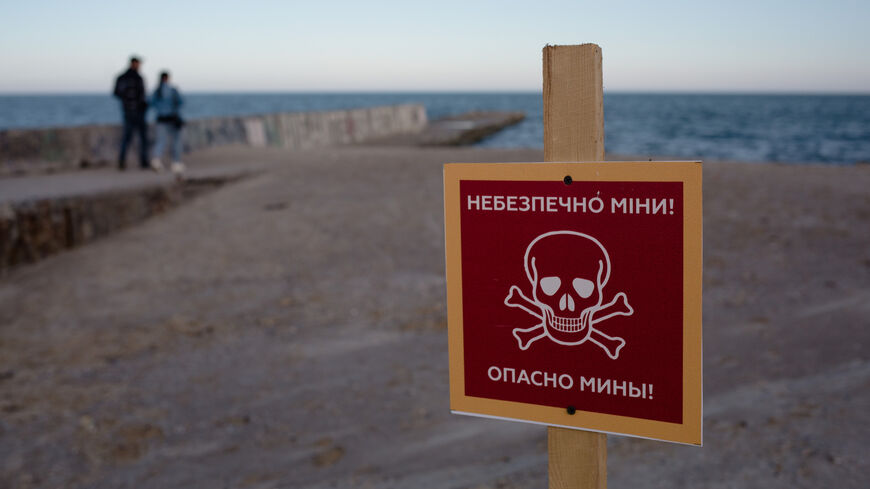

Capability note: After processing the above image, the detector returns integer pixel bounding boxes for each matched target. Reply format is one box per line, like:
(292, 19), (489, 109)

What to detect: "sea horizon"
(1, 92), (868, 165)
(3, 90), (870, 96)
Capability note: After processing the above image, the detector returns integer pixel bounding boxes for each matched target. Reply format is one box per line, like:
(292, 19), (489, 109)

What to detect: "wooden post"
(543, 44), (604, 162)
(543, 44), (607, 489)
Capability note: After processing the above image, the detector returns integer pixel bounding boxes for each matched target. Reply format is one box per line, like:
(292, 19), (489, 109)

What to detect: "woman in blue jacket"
(150, 71), (186, 175)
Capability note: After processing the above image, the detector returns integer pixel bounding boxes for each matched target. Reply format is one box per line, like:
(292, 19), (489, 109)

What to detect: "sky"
(1, 0), (868, 93)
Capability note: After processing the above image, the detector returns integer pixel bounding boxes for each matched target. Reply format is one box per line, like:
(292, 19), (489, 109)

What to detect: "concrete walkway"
(0, 147), (270, 271)
(0, 154), (263, 204)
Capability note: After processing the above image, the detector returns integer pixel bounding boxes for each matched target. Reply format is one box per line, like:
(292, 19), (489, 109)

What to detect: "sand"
(0, 145), (868, 488)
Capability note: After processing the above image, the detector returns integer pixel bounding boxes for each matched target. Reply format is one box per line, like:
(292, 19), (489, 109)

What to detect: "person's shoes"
(150, 158), (164, 172)
(118, 164), (126, 171)
(171, 161), (186, 176)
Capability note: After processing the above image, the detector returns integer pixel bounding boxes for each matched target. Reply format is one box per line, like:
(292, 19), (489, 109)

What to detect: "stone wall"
(0, 104), (427, 175)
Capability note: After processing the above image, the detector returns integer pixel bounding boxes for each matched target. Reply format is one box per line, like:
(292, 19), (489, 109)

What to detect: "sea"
(1, 93), (868, 165)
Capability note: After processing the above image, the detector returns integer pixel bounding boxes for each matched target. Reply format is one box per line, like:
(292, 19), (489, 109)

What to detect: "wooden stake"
(543, 43), (607, 489)
(543, 44), (604, 162)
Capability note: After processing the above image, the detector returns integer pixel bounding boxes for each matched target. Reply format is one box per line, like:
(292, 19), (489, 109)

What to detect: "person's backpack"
(155, 85), (185, 129)
(170, 89), (185, 128)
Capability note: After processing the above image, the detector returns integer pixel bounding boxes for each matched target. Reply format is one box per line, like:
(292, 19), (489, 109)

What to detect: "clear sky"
(1, 0), (868, 93)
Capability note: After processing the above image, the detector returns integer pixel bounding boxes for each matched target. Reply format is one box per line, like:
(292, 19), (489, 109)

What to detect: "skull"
(524, 231), (611, 345)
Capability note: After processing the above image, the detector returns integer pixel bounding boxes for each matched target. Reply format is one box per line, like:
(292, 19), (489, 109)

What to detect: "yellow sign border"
(444, 161), (703, 446)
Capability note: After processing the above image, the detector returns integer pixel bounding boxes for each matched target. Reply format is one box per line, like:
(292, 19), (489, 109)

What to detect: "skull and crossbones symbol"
(504, 230), (634, 359)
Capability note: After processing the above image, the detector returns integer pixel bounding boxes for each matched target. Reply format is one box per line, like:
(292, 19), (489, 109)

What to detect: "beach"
(1, 144), (868, 488)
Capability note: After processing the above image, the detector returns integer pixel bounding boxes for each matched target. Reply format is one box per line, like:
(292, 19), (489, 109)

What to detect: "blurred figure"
(113, 56), (150, 170)
(150, 71), (186, 176)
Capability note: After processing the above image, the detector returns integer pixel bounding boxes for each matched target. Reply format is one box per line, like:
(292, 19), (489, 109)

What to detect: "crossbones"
(504, 231), (634, 359)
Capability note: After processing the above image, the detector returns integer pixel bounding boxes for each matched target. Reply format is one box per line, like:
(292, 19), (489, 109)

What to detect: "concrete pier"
(369, 111), (525, 146)
(0, 104), (427, 176)
(0, 103), (433, 270)
(0, 105), (531, 271)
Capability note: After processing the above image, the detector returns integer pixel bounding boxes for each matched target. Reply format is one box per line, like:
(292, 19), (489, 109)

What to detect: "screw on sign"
(506, 230), (634, 357)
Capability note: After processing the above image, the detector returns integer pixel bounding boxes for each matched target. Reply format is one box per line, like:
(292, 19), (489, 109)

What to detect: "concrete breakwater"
(0, 104), (427, 175)
(0, 102), (428, 270)
(370, 111), (525, 146)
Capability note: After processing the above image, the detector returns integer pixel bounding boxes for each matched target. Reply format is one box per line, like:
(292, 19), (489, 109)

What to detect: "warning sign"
(444, 162), (702, 445)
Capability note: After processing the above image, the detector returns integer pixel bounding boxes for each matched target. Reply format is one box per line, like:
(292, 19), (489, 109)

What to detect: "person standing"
(149, 71), (186, 175)
(113, 56), (151, 170)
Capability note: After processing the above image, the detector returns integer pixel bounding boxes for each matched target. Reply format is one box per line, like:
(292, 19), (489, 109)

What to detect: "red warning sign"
(444, 162), (702, 445)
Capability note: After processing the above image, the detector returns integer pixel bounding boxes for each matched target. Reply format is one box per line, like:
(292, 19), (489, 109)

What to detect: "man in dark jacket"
(113, 56), (150, 170)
